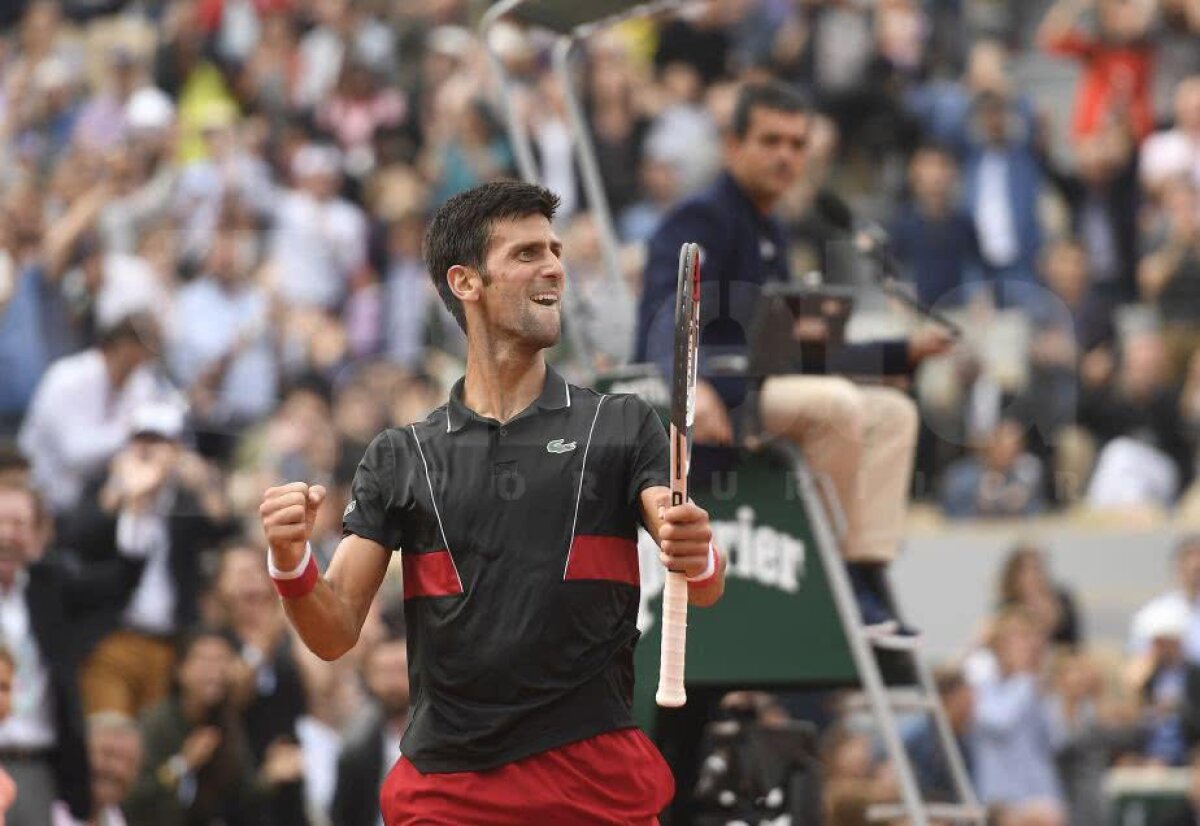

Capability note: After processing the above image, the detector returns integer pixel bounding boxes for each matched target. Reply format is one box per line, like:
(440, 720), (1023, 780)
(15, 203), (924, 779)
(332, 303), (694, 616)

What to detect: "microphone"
(812, 190), (963, 338)
(813, 190), (894, 269)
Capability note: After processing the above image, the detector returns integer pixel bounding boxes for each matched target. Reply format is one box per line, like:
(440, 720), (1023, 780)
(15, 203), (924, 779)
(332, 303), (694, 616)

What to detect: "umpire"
(634, 81), (953, 630)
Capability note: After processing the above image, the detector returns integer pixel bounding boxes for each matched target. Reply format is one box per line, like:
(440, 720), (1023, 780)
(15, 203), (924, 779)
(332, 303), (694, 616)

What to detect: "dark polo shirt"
(343, 365), (669, 773)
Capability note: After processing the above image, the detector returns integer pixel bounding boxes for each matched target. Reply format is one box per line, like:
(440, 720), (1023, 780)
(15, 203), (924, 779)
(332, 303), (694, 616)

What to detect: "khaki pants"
(760, 376), (918, 563)
(80, 630), (175, 718)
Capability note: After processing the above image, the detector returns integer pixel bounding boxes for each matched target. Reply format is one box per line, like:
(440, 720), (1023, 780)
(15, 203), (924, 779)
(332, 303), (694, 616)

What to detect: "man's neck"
(462, 338), (546, 425)
(180, 694), (211, 726)
(728, 169), (778, 216)
(102, 350), (131, 390)
(919, 197), (951, 220)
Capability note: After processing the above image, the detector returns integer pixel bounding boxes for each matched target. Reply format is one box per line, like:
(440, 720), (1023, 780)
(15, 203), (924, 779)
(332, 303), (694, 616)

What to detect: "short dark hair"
(98, 311), (159, 351)
(0, 479), (46, 527)
(730, 81), (809, 139)
(423, 181), (560, 332)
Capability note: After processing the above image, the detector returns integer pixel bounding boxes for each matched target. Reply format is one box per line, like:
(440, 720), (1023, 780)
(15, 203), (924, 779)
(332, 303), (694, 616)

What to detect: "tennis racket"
(656, 241), (701, 708)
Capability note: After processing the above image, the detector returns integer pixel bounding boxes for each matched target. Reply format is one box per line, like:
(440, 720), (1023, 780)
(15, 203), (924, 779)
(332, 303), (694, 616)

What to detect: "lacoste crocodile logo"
(546, 439), (577, 454)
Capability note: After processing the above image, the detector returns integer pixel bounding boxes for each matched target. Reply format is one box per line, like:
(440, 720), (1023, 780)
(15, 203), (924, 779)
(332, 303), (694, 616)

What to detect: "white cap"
(95, 253), (167, 331)
(125, 86), (175, 133)
(130, 400), (186, 442)
(292, 144), (342, 179)
(1135, 599), (1191, 642)
(428, 26), (472, 58)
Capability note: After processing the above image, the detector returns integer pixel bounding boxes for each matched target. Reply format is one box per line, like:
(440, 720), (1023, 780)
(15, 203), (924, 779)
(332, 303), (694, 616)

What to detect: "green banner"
(632, 448), (859, 730)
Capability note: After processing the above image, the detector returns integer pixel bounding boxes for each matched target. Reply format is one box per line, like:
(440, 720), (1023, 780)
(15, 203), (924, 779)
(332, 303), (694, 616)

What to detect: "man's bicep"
(325, 534), (391, 634)
(626, 398), (670, 510)
(343, 431), (405, 550)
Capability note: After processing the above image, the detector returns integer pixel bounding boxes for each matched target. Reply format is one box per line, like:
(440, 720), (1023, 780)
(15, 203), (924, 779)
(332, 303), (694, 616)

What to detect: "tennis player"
(260, 181), (726, 824)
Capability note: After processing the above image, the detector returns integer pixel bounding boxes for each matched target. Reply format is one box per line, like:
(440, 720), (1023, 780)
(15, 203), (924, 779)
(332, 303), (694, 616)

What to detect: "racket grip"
(655, 570), (689, 707)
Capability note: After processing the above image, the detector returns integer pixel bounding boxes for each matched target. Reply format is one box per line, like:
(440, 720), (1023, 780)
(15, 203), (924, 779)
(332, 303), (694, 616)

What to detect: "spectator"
(0, 225), (61, 434)
(1046, 652), (1144, 824)
(168, 227), (278, 429)
(422, 96), (514, 207)
(52, 712), (144, 826)
(71, 46), (157, 154)
(890, 142), (981, 308)
(269, 143), (369, 310)
(332, 633), (409, 826)
(0, 481), (92, 823)
(618, 154), (683, 245)
(66, 402), (236, 719)
(1129, 535), (1200, 662)
(820, 723), (896, 825)
(587, 34), (651, 220)
(172, 107), (276, 266)
(1139, 180), (1200, 376)
(1040, 117), (1141, 304)
(1141, 76), (1200, 199)
(941, 419), (1047, 519)
(1026, 239), (1117, 440)
(1127, 598), (1190, 765)
(998, 545), (1082, 648)
(1037, 0), (1157, 142)
(316, 59), (406, 170)
(291, 0), (364, 112)
(961, 90), (1047, 300)
(902, 667), (975, 802)
(904, 39), (1021, 158)
(562, 214), (637, 370)
(969, 607), (1065, 824)
(124, 628), (307, 826)
(641, 63), (720, 197)
(215, 543), (308, 767)
(18, 312), (164, 513)
(1082, 332), (1191, 509)
(382, 212), (434, 371)
(235, 7), (301, 119)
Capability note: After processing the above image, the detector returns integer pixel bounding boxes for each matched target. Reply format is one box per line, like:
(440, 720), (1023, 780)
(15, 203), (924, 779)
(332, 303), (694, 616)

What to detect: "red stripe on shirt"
(564, 535), (640, 585)
(403, 550), (462, 599)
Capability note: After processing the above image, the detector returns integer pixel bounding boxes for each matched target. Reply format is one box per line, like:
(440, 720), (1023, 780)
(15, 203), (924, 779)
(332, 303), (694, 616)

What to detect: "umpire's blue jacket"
(633, 170), (909, 421)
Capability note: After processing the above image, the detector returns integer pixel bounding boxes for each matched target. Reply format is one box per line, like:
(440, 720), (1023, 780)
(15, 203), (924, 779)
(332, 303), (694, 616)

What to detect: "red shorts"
(380, 727), (675, 825)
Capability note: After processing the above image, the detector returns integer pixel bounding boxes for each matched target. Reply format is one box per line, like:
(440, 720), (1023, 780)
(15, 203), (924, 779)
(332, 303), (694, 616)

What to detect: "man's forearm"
(281, 578), (361, 661)
(271, 534), (391, 662)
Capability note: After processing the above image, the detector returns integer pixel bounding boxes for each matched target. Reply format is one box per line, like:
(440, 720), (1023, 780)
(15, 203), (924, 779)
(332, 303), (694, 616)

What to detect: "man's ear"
(447, 264), (483, 306)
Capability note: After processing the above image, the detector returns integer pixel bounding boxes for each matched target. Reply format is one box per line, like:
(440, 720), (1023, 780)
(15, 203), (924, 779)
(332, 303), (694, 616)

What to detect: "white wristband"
(687, 542), (718, 583)
(268, 542), (313, 580)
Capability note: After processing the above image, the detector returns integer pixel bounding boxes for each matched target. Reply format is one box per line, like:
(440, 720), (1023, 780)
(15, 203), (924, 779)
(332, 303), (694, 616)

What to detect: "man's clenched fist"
(260, 482), (327, 569)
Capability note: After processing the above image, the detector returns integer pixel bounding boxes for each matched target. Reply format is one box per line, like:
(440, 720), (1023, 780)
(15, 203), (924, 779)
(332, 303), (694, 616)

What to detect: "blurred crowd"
(0, 0), (1198, 823)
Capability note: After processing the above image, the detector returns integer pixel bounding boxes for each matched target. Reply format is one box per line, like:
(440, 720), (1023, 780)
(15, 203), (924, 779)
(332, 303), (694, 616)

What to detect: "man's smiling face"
(474, 213), (565, 350)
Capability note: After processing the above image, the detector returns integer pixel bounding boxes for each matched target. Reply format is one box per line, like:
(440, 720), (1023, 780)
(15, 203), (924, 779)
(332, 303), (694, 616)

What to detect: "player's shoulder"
(406, 405), (452, 439)
(574, 385), (659, 424)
